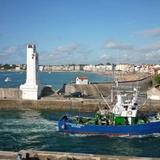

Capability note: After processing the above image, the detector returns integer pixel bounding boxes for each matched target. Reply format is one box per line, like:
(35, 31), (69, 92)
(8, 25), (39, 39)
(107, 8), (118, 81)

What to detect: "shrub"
(154, 74), (160, 85)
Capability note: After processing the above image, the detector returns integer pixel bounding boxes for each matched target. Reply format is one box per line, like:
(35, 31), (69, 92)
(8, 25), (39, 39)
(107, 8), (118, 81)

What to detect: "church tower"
(20, 44), (41, 100)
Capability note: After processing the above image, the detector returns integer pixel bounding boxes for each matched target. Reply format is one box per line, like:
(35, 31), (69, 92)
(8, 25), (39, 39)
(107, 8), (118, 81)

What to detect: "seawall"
(65, 76), (152, 97)
(0, 88), (21, 99)
(0, 76), (158, 111)
(1, 97), (160, 112)
(0, 76), (152, 100)
(0, 98), (101, 111)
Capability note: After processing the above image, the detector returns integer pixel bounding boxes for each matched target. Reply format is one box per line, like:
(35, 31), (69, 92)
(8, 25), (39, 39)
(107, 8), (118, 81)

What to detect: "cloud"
(141, 42), (160, 52)
(45, 43), (80, 60)
(101, 40), (160, 64)
(132, 42), (160, 63)
(100, 54), (109, 60)
(40, 43), (93, 65)
(0, 44), (26, 64)
(104, 41), (133, 50)
(52, 43), (79, 56)
(1, 41), (160, 65)
(137, 28), (160, 37)
(99, 52), (132, 64)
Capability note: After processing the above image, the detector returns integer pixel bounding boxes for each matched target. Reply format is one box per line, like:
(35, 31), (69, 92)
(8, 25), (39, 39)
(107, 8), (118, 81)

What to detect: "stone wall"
(0, 76), (152, 100)
(0, 88), (21, 99)
(65, 76), (152, 98)
(1, 98), (160, 112)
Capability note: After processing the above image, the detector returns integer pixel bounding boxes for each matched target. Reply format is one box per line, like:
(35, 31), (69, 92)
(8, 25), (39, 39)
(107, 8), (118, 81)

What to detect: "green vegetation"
(153, 74), (160, 85)
(0, 64), (16, 70)
(0, 64), (26, 71)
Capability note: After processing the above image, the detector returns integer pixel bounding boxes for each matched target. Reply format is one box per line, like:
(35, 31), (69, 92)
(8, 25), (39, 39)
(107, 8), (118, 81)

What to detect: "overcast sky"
(1, 0), (160, 65)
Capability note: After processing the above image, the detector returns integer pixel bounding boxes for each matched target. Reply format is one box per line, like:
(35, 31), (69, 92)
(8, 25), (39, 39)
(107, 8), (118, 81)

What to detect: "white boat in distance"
(4, 77), (11, 82)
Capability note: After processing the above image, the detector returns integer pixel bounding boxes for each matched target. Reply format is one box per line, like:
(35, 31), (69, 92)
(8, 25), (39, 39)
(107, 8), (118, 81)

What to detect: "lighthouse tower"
(20, 44), (41, 100)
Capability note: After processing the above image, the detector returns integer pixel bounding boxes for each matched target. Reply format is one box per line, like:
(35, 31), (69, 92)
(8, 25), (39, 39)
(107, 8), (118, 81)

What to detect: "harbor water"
(0, 109), (160, 157)
(0, 72), (160, 158)
(0, 71), (112, 90)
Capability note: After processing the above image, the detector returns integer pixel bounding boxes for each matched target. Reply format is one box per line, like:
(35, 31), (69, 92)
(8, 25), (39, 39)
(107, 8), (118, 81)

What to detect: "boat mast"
(94, 84), (111, 110)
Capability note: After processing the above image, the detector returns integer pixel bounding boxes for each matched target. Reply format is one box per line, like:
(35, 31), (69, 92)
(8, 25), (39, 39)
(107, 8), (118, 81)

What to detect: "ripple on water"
(0, 109), (58, 151)
(0, 109), (160, 157)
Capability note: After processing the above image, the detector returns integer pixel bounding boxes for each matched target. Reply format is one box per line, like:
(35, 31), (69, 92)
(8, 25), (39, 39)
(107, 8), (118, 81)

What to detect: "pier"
(0, 75), (159, 112)
(1, 97), (160, 112)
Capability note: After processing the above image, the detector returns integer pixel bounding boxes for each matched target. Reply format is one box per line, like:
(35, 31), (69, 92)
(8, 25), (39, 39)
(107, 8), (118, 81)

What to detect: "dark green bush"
(154, 74), (160, 84)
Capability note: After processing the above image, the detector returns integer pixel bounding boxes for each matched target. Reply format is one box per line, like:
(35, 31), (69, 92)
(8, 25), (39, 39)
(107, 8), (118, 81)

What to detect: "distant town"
(1, 63), (160, 75)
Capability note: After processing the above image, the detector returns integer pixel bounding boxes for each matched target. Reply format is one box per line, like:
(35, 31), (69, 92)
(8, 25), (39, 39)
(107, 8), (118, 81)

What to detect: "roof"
(76, 76), (88, 80)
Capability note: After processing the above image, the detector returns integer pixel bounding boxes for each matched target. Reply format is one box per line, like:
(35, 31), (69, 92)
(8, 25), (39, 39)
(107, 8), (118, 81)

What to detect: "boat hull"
(58, 117), (160, 136)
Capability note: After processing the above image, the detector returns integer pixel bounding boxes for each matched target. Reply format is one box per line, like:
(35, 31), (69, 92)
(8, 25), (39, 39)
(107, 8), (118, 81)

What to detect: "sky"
(1, 0), (160, 65)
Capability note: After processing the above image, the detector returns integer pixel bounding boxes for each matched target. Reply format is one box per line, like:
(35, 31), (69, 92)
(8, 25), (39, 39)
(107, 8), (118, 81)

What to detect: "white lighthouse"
(20, 44), (41, 100)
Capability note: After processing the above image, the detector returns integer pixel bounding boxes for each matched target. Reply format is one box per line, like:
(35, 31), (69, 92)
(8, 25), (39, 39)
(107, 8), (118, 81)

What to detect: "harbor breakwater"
(1, 97), (160, 112)
(65, 75), (152, 97)
(0, 88), (21, 99)
(0, 76), (152, 99)
(0, 76), (159, 111)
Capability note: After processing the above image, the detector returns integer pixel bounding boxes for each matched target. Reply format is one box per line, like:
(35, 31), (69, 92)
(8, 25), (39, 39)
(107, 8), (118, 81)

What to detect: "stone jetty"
(1, 75), (160, 112)
(0, 76), (155, 111)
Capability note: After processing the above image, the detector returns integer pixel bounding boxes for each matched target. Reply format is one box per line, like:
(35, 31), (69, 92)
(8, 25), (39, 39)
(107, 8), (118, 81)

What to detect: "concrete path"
(0, 150), (160, 160)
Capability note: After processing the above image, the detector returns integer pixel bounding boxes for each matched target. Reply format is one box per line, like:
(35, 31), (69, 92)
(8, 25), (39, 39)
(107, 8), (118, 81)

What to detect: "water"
(0, 72), (160, 157)
(0, 109), (160, 157)
(0, 71), (112, 89)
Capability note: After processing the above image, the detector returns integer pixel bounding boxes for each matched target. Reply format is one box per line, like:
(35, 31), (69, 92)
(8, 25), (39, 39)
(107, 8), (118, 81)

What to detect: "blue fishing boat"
(58, 88), (160, 136)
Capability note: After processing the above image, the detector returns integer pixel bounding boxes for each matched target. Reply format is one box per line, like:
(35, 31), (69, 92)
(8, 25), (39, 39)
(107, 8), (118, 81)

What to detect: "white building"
(115, 64), (135, 72)
(105, 64), (113, 71)
(15, 65), (21, 71)
(135, 65), (141, 72)
(20, 44), (42, 100)
(96, 65), (106, 72)
(76, 76), (89, 85)
(83, 65), (96, 72)
(96, 64), (113, 72)
(153, 65), (160, 75)
(39, 65), (44, 72)
(75, 65), (83, 71)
